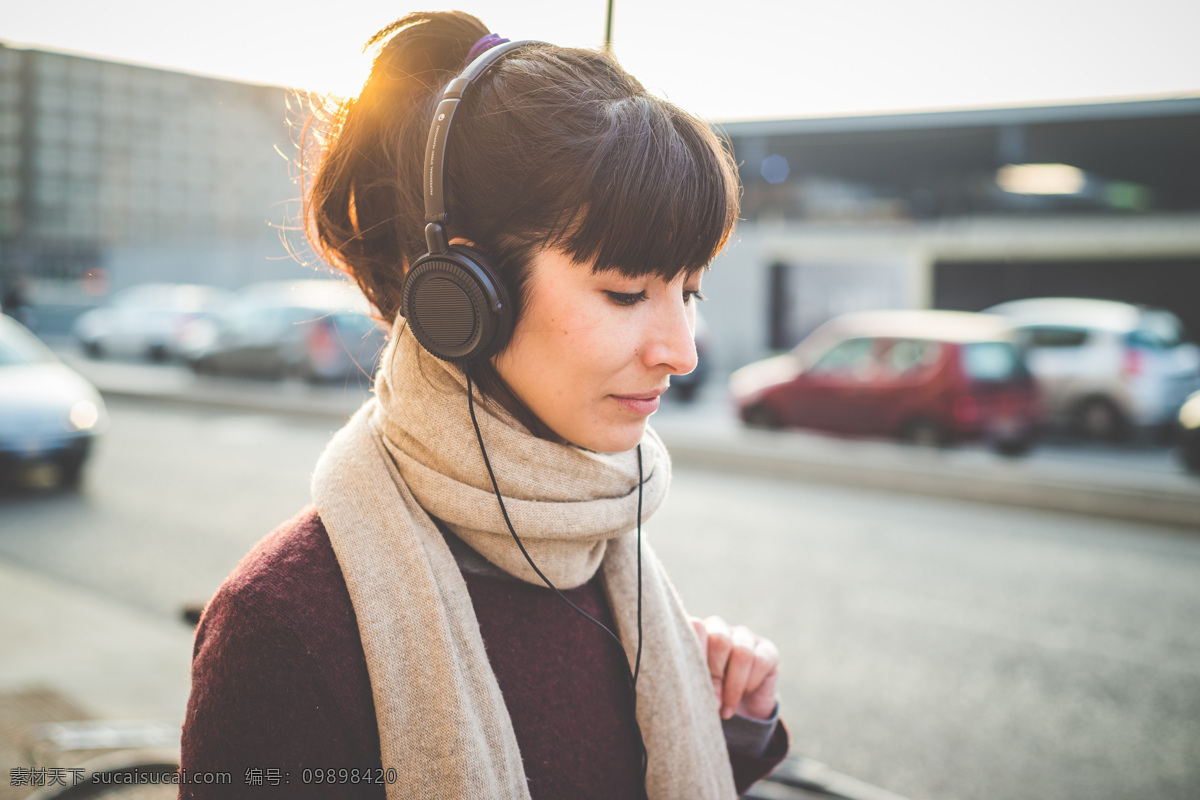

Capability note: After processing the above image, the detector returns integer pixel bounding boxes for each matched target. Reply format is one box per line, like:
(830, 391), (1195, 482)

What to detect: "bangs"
(551, 96), (740, 280)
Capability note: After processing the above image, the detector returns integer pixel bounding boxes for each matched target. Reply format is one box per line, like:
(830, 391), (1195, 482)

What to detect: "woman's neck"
(467, 362), (569, 445)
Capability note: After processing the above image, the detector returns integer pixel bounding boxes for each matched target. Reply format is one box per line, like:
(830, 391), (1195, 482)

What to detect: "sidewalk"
(0, 560), (191, 723)
(0, 559), (192, 797)
(60, 352), (1200, 531)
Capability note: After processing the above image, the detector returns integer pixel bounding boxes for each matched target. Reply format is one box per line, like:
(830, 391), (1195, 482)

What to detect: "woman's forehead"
(532, 247), (707, 282)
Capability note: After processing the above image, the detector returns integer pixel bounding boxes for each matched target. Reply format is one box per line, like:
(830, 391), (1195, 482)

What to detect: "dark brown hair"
(304, 11), (739, 421)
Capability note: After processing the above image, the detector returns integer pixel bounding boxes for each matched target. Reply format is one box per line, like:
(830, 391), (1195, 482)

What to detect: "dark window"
(883, 339), (943, 374)
(810, 337), (877, 376)
(1022, 326), (1089, 348)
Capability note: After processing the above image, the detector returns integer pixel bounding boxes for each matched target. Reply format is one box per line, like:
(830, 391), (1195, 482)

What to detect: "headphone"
(398, 40), (537, 364)
(401, 40), (650, 798)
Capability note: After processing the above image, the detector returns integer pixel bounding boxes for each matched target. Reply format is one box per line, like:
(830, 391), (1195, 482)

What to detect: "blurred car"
(984, 298), (1200, 440)
(730, 310), (1040, 454)
(667, 311), (712, 403)
(74, 283), (233, 361)
(0, 314), (107, 487)
(1178, 391), (1200, 475)
(180, 280), (386, 382)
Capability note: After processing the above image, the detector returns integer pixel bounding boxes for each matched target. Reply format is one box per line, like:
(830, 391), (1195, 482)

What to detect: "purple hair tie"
(465, 33), (510, 64)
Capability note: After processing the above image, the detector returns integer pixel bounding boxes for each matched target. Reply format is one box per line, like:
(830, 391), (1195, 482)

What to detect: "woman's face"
(492, 248), (703, 453)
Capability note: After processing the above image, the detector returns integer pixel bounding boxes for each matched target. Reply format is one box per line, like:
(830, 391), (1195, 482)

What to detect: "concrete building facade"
(0, 42), (315, 319)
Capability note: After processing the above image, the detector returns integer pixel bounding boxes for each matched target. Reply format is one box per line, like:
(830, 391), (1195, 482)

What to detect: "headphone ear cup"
(400, 245), (514, 364)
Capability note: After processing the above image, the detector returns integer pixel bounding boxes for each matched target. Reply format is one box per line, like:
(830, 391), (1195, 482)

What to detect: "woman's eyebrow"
(590, 266), (640, 279)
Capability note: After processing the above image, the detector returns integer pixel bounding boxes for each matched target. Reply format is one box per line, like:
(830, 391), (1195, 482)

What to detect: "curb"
(657, 430), (1200, 531)
(95, 383), (365, 422)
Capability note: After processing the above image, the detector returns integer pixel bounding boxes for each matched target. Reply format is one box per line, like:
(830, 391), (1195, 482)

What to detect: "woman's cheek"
(555, 302), (612, 354)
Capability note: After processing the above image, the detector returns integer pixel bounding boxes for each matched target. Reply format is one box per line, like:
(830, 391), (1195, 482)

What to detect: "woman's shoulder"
(189, 506), (375, 739)
(198, 506), (358, 650)
(210, 506), (343, 614)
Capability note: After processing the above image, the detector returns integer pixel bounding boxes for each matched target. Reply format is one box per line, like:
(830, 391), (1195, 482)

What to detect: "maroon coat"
(180, 508), (788, 798)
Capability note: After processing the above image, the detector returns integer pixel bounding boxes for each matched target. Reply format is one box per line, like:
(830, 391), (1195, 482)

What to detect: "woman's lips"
(611, 390), (665, 415)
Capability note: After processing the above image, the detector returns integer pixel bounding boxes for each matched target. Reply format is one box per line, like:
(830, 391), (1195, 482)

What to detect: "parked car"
(984, 298), (1200, 440)
(667, 311), (712, 403)
(74, 283), (233, 361)
(0, 314), (107, 487)
(1178, 391), (1200, 475)
(180, 280), (386, 383)
(730, 310), (1041, 454)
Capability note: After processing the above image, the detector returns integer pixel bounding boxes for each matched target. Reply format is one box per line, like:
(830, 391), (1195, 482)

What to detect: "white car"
(74, 283), (233, 361)
(985, 298), (1200, 439)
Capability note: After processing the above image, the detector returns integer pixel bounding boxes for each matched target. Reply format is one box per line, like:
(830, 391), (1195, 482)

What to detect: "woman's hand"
(690, 615), (781, 721)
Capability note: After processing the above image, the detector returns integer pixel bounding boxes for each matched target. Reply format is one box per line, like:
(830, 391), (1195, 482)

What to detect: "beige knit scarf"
(311, 330), (738, 799)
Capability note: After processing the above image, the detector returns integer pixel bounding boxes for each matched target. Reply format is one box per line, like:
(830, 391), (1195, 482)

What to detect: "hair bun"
(365, 11), (490, 89)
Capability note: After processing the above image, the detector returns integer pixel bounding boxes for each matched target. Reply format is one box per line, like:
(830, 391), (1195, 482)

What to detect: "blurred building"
(706, 97), (1200, 372)
(0, 42), (317, 330)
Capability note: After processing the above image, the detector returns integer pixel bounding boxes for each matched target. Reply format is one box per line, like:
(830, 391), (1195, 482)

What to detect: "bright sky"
(5, 0), (1199, 121)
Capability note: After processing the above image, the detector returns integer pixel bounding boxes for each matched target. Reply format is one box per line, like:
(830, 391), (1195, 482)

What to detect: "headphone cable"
(465, 373), (649, 797)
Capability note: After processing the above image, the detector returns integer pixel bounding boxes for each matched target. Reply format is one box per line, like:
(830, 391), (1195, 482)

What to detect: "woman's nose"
(643, 302), (698, 376)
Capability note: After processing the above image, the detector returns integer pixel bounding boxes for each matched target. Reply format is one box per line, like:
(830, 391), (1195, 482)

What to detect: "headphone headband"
(422, 40), (541, 253)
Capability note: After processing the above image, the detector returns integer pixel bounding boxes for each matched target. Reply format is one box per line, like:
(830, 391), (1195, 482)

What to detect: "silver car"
(180, 280), (386, 383)
(0, 314), (108, 487)
(985, 298), (1200, 439)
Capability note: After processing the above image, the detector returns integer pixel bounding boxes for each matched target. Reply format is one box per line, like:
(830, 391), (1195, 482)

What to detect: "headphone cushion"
(401, 246), (513, 363)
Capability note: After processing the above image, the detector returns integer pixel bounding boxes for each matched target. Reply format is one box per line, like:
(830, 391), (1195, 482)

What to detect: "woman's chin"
(567, 418), (650, 454)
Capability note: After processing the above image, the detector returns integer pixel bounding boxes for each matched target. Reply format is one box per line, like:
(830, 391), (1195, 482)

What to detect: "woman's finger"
(720, 626), (758, 719)
(746, 636), (781, 693)
(703, 615), (733, 674)
(702, 615), (733, 701)
(737, 637), (781, 720)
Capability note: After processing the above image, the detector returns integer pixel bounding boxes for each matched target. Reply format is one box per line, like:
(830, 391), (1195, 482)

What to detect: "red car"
(730, 310), (1041, 455)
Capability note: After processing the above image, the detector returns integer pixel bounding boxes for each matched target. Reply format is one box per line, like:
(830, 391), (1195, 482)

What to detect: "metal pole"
(604, 0), (615, 52)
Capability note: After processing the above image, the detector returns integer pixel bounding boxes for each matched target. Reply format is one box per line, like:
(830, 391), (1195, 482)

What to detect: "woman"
(180, 11), (788, 799)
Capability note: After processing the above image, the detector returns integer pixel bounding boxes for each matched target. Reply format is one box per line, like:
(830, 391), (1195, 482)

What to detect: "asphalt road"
(2, 397), (1198, 800)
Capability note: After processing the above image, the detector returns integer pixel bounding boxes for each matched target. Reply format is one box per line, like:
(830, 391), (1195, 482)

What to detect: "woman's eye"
(605, 291), (646, 306)
(684, 290), (707, 304)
